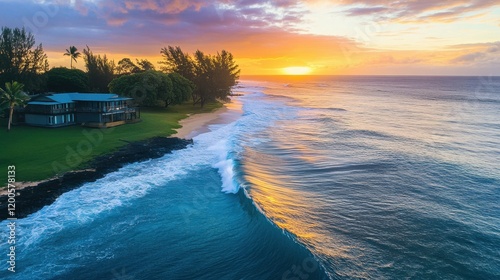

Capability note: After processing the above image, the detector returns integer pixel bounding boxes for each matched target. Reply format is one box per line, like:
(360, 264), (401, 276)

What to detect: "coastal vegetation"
(160, 46), (240, 107)
(109, 71), (193, 107)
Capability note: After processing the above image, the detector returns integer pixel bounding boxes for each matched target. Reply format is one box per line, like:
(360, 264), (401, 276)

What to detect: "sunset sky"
(0, 0), (499, 75)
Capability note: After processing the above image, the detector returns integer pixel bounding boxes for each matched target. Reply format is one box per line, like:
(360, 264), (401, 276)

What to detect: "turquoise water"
(1, 76), (499, 279)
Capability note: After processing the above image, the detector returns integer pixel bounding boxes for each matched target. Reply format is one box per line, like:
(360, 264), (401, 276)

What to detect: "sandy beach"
(172, 105), (228, 139)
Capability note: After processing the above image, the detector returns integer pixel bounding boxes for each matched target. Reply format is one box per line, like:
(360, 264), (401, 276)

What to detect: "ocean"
(1, 75), (499, 279)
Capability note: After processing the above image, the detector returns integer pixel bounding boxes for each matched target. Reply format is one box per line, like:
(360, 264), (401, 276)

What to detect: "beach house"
(24, 93), (140, 128)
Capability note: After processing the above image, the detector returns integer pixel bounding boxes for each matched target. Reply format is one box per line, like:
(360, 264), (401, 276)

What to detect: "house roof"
(28, 93), (132, 105)
(69, 93), (132, 102)
(28, 101), (61, 105)
(47, 94), (75, 103)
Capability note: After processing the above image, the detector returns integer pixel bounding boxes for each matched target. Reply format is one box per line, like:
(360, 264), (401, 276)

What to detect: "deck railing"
(25, 107), (76, 114)
(77, 106), (136, 113)
(25, 105), (137, 114)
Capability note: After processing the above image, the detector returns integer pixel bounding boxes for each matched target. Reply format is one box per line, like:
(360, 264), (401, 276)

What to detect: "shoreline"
(172, 105), (228, 139)
(0, 137), (193, 220)
(0, 105), (229, 221)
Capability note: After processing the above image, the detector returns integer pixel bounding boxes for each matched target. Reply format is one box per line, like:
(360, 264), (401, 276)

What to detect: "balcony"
(25, 107), (76, 114)
(77, 106), (136, 113)
(51, 108), (76, 114)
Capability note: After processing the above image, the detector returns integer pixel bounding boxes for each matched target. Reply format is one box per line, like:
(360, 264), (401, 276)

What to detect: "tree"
(116, 58), (156, 75)
(45, 67), (89, 92)
(212, 50), (240, 99)
(159, 46), (195, 81)
(83, 46), (115, 92)
(116, 58), (140, 75)
(0, 81), (29, 131)
(136, 59), (155, 72)
(159, 46), (240, 107)
(168, 72), (194, 107)
(0, 27), (48, 93)
(63, 46), (81, 69)
(192, 50), (215, 107)
(108, 70), (190, 107)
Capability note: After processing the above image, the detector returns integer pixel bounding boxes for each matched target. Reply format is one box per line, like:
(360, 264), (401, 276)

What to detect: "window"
(48, 116), (53, 124)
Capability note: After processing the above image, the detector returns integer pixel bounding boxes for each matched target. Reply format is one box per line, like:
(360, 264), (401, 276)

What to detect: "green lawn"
(0, 102), (221, 185)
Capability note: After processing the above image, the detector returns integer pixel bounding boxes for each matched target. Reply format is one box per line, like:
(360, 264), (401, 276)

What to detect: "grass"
(0, 102), (222, 186)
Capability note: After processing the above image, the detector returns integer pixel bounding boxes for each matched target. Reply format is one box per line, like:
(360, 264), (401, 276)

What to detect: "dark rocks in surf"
(0, 137), (193, 221)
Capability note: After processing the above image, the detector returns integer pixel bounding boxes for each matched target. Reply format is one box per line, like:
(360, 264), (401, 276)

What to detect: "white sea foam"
(210, 137), (239, 193)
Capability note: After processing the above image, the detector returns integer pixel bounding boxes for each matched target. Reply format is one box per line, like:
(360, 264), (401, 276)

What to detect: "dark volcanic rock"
(0, 137), (193, 220)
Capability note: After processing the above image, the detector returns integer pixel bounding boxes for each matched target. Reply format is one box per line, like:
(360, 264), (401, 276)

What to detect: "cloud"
(0, 0), (307, 47)
(343, 6), (388, 16)
(486, 43), (500, 53)
(448, 41), (500, 64)
(452, 52), (486, 63)
(334, 0), (500, 23)
(446, 41), (500, 49)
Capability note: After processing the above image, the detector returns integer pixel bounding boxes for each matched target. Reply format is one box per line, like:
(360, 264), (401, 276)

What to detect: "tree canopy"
(159, 46), (239, 107)
(159, 46), (194, 81)
(109, 70), (193, 107)
(83, 46), (115, 92)
(45, 67), (89, 93)
(167, 72), (194, 107)
(116, 58), (156, 75)
(0, 27), (48, 93)
(136, 59), (155, 72)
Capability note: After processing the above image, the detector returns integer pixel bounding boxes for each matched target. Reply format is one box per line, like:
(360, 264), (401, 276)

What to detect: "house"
(24, 93), (140, 128)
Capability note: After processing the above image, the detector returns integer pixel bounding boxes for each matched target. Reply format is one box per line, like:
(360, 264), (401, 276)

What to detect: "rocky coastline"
(0, 137), (193, 221)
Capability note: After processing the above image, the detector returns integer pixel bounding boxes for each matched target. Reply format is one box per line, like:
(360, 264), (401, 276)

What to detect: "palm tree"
(64, 46), (81, 69)
(0, 81), (29, 131)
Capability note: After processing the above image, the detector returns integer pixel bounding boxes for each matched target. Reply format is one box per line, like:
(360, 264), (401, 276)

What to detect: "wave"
(209, 137), (239, 194)
(301, 106), (347, 112)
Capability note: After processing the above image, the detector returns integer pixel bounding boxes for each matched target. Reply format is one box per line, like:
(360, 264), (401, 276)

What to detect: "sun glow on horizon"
(282, 66), (312, 75)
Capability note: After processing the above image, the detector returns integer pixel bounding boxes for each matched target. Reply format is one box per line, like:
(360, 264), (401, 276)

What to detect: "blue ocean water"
(1, 76), (499, 279)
